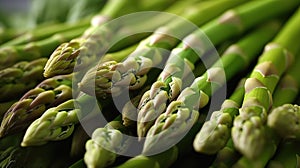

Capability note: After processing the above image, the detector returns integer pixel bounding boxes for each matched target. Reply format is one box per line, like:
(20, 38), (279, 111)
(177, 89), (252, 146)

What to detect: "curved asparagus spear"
(231, 6), (300, 160)
(0, 74), (73, 138)
(0, 27), (87, 70)
(0, 58), (47, 102)
(79, 0), (247, 98)
(43, 0), (181, 78)
(142, 19), (281, 155)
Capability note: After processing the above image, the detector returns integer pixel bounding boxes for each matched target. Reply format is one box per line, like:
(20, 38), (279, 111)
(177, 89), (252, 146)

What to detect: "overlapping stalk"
(0, 58), (47, 102)
(84, 119), (130, 168)
(193, 78), (246, 154)
(267, 55), (300, 140)
(231, 6), (300, 161)
(0, 74), (73, 138)
(78, 0), (246, 98)
(43, 0), (181, 78)
(115, 146), (178, 168)
(0, 27), (87, 70)
(142, 19), (282, 155)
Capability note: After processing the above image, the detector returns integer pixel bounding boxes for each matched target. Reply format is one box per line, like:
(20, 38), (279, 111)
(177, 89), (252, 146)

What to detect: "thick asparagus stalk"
(231, 51), (300, 168)
(0, 74), (73, 138)
(231, 6), (300, 160)
(0, 58), (47, 102)
(43, 0), (182, 78)
(84, 119), (130, 168)
(142, 20), (281, 155)
(267, 55), (300, 140)
(0, 27), (87, 70)
(193, 78), (246, 154)
(79, 0), (247, 98)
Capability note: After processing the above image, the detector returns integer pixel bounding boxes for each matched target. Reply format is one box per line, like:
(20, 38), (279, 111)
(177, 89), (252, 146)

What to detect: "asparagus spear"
(142, 19), (281, 155)
(1, 19), (90, 47)
(267, 55), (300, 140)
(193, 78), (246, 154)
(231, 51), (300, 168)
(0, 26), (87, 70)
(79, 0), (247, 98)
(231, 6), (300, 160)
(0, 74), (73, 138)
(84, 119), (131, 168)
(267, 139), (300, 168)
(43, 0), (182, 78)
(114, 146), (178, 168)
(0, 58), (47, 102)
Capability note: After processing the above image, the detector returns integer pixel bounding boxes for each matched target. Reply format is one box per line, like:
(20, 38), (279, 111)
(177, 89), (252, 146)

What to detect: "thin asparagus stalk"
(0, 74), (73, 138)
(0, 58), (47, 102)
(1, 19), (90, 47)
(79, 0), (247, 98)
(231, 6), (300, 161)
(43, 0), (182, 78)
(142, 19), (281, 155)
(70, 125), (90, 160)
(193, 78), (246, 154)
(0, 26), (87, 70)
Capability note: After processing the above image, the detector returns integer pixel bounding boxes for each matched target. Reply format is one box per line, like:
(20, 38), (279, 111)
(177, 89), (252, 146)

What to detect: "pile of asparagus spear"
(1, 0), (300, 167)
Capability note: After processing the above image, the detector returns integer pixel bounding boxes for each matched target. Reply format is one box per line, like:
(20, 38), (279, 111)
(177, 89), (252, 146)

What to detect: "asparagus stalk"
(231, 6), (300, 160)
(267, 139), (300, 168)
(142, 19), (281, 155)
(0, 74), (73, 138)
(0, 26), (87, 70)
(193, 78), (246, 154)
(79, 0), (247, 98)
(267, 55), (300, 140)
(0, 58), (47, 102)
(84, 119), (131, 168)
(114, 146), (178, 168)
(231, 51), (300, 168)
(43, 0), (182, 78)
(1, 19), (90, 47)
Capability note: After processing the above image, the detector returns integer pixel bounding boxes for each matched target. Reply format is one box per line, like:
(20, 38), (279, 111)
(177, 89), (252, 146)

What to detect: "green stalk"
(193, 78), (246, 154)
(267, 140), (300, 168)
(1, 19), (90, 47)
(231, 51), (300, 168)
(142, 20), (281, 155)
(43, 0), (182, 78)
(0, 74), (73, 138)
(231, 6), (300, 161)
(0, 27), (87, 70)
(0, 58), (47, 102)
(114, 146), (178, 168)
(84, 119), (131, 168)
(79, 0), (247, 98)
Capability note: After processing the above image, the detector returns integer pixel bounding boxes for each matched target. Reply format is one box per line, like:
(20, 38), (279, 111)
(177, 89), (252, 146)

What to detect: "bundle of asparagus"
(1, 0), (300, 167)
